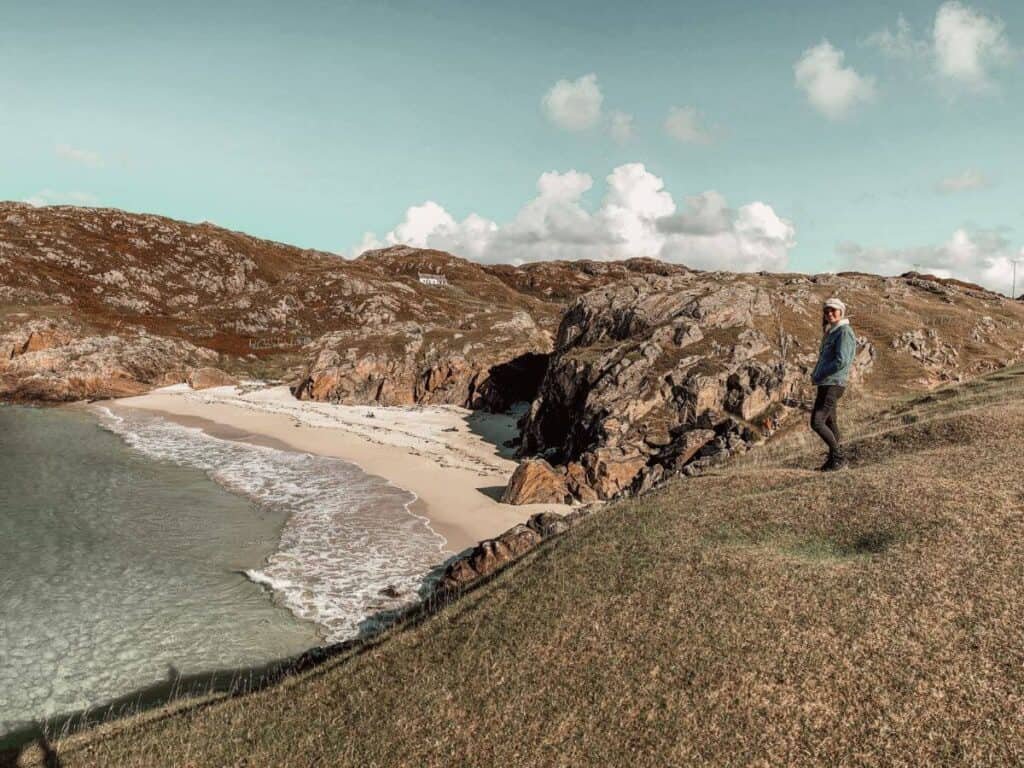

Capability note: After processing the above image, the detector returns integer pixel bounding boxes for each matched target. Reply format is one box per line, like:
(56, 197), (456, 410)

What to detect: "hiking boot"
(817, 455), (834, 471)
(822, 454), (849, 472)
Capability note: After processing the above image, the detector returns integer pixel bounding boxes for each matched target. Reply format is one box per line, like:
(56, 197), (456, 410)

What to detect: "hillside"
(1, 204), (705, 406)
(0, 204), (606, 403)
(18, 363), (1024, 767)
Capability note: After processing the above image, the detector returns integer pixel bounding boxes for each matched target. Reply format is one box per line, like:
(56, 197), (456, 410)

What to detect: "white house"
(418, 273), (448, 287)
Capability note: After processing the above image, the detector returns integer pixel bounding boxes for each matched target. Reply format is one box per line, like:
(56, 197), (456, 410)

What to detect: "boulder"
(154, 369), (188, 387)
(501, 458), (571, 505)
(526, 512), (570, 538)
(437, 557), (480, 591)
(496, 523), (543, 557)
(466, 539), (513, 581)
(187, 367), (238, 390)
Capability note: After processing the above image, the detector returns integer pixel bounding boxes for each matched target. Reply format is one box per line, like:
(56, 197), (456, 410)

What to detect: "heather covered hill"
(29, 365), (1024, 767)
(0, 205), (591, 402)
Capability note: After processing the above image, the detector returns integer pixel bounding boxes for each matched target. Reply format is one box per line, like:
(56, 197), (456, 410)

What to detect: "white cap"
(823, 297), (846, 314)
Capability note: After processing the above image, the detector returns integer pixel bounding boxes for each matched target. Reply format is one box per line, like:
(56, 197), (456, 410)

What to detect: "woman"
(810, 297), (856, 471)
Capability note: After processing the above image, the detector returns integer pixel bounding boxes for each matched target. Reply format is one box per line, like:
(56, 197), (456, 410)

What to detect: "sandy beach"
(96, 384), (570, 553)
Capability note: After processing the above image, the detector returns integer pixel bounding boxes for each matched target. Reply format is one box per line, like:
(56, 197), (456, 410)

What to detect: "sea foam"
(98, 409), (448, 642)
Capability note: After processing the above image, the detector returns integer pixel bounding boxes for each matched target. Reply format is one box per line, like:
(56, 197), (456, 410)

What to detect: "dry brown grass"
(16, 367), (1024, 767)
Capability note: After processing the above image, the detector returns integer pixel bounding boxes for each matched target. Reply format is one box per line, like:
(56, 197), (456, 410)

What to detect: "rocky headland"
(501, 268), (1024, 504)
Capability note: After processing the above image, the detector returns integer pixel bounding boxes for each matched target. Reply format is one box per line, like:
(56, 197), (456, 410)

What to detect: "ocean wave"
(96, 408), (448, 642)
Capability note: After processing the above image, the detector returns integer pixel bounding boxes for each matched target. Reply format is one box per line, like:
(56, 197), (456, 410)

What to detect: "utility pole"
(1013, 258), (1020, 300)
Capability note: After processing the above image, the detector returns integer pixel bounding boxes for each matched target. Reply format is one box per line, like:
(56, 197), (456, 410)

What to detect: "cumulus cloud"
(663, 106), (715, 144)
(608, 110), (635, 143)
(794, 40), (876, 120)
(659, 197), (795, 273)
(838, 228), (1023, 294)
(23, 190), (99, 207)
(933, 1), (1012, 89)
(542, 73), (604, 131)
(352, 164), (795, 272)
(55, 143), (104, 168)
(936, 168), (989, 193)
(657, 191), (731, 236)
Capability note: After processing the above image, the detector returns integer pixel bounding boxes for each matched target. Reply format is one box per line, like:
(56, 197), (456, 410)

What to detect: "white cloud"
(389, 201), (457, 247)
(865, 14), (929, 60)
(658, 191), (732, 236)
(838, 228), (1022, 294)
(353, 163), (795, 272)
(55, 143), (104, 168)
(608, 110), (635, 143)
(663, 106), (714, 144)
(542, 73), (604, 132)
(794, 40), (876, 120)
(933, 1), (1012, 89)
(936, 168), (989, 193)
(23, 190), (99, 207)
(659, 198), (795, 273)
(866, 4), (1014, 92)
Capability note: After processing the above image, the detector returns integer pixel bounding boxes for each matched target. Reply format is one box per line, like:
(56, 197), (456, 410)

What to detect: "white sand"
(98, 384), (570, 552)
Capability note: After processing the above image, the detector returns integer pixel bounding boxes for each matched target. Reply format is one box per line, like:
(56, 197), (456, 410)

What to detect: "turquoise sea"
(0, 403), (445, 743)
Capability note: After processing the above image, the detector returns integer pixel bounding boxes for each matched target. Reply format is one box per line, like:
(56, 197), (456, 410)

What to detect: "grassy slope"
(28, 368), (1024, 767)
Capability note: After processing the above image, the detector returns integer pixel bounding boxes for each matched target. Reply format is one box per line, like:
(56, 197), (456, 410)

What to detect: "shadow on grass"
(706, 525), (899, 564)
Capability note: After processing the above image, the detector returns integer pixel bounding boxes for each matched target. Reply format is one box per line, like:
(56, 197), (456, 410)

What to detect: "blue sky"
(3, 0), (1022, 290)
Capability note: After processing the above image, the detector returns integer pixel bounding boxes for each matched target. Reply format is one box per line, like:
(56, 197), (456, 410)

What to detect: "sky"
(3, 0), (1023, 293)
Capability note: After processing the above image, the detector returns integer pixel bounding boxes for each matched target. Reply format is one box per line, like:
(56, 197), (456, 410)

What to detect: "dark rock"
(437, 523), (543, 592)
(526, 512), (570, 538)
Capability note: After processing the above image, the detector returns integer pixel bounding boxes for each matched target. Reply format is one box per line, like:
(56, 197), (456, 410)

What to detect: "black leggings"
(811, 385), (845, 456)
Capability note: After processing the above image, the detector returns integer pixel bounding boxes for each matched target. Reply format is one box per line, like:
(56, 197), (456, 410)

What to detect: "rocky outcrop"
(513, 274), (811, 500)
(0, 320), (219, 401)
(501, 459), (571, 505)
(436, 511), (581, 593)
(506, 270), (1024, 503)
(891, 328), (960, 384)
(290, 312), (554, 409)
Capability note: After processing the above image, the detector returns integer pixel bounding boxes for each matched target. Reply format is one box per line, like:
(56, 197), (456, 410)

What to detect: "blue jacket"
(812, 320), (856, 386)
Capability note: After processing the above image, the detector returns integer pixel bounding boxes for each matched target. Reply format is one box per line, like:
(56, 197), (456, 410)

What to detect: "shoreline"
(90, 385), (571, 553)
